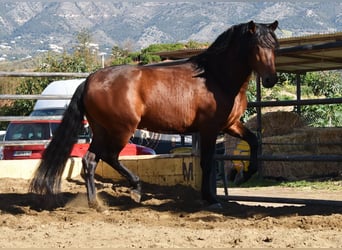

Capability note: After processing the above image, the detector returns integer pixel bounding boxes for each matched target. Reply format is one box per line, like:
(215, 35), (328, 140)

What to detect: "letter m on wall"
(182, 161), (193, 181)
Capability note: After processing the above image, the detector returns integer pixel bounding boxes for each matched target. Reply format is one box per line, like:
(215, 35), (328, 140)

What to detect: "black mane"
(189, 21), (279, 72)
(253, 23), (279, 49)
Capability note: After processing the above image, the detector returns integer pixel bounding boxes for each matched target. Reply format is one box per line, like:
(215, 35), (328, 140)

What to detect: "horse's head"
(191, 20), (279, 89)
(248, 20), (279, 88)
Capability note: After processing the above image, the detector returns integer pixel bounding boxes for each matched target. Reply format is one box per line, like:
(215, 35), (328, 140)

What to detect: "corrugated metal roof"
(154, 32), (342, 73)
(276, 32), (342, 73)
(279, 32), (342, 47)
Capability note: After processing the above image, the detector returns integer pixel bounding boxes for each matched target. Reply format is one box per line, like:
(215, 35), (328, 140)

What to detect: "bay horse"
(30, 20), (279, 208)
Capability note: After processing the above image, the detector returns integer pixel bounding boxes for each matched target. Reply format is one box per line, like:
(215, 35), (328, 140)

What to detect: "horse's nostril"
(264, 78), (271, 86)
(262, 75), (277, 88)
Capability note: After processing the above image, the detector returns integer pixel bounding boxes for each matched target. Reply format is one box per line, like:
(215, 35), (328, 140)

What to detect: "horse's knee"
(82, 151), (96, 164)
(82, 151), (97, 174)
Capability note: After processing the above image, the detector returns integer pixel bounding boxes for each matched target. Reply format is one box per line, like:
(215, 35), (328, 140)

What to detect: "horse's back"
(83, 63), (238, 135)
(83, 64), (203, 133)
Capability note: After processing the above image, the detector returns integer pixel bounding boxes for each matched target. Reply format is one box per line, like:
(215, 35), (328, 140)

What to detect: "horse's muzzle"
(262, 74), (278, 88)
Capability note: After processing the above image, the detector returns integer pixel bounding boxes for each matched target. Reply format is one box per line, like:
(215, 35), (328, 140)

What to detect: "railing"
(0, 71), (88, 78)
(0, 71), (88, 147)
(219, 76), (342, 164)
(0, 72), (86, 118)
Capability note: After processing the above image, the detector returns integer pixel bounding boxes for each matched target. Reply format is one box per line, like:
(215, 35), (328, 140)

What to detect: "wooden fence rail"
(0, 116), (62, 122)
(0, 94), (72, 100)
(0, 71), (88, 78)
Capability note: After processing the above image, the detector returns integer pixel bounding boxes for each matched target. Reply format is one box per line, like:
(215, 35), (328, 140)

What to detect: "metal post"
(180, 134), (185, 146)
(101, 54), (105, 68)
(99, 52), (106, 68)
(296, 73), (301, 115)
(191, 133), (200, 156)
(256, 75), (263, 178)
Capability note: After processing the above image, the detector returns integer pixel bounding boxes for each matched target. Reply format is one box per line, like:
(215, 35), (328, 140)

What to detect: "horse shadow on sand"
(0, 176), (341, 219)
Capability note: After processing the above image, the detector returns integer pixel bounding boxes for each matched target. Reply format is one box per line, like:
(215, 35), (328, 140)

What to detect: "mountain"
(0, 1), (341, 61)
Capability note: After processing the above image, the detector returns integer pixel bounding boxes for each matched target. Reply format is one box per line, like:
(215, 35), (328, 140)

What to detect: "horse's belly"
(138, 109), (196, 134)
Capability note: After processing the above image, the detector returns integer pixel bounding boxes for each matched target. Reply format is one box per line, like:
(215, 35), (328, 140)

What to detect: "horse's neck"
(210, 52), (252, 96)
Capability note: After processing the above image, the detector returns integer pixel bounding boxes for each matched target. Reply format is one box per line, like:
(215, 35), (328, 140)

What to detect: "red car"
(3, 120), (155, 160)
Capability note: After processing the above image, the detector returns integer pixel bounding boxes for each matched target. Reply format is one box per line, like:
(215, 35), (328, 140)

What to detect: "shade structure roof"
(154, 32), (342, 73)
(275, 32), (342, 73)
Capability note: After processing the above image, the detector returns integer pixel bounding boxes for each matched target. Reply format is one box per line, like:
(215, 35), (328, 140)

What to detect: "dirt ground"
(0, 176), (341, 248)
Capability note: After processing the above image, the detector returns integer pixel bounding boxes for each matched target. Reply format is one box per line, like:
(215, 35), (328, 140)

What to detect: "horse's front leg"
(82, 151), (100, 209)
(199, 134), (220, 206)
(225, 121), (259, 185)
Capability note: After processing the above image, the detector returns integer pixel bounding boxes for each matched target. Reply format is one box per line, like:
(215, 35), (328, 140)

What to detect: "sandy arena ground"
(0, 176), (341, 248)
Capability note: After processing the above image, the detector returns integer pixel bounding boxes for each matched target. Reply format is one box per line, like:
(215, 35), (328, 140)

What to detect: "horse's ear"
(248, 20), (256, 34)
(269, 20), (278, 31)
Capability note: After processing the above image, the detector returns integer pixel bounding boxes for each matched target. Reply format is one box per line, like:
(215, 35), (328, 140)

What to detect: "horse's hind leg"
(103, 154), (141, 203)
(82, 151), (100, 209)
(96, 129), (142, 203)
(225, 121), (259, 185)
(82, 133), (141, 208)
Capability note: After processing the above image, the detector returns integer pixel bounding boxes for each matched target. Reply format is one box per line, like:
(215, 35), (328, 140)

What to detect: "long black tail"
(29, 80), (87, 195)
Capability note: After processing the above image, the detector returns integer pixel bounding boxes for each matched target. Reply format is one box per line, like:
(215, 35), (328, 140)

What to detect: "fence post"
(296, 73), (302, 115)
(256, 75), (263, 178)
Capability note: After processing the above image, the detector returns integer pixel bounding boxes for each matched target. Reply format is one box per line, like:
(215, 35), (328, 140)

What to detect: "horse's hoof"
(234, 177), (245, 186)
(207, 202), (223, 210)
(99, 207), (110, 215)
(88, 201), (99, 209)
(233, 172), (245, 185)
(130, 188), (141, 203)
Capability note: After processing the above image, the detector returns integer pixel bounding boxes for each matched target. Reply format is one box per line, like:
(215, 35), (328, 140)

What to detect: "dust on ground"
(0, 176), (341, 248)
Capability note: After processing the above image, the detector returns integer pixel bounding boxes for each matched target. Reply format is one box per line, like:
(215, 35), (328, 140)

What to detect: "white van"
(30, 78), (86, 116)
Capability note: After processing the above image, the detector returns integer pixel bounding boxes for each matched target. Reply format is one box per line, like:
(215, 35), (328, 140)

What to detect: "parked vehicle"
(131, 130), (193, 154)
(0, 130), (5, 160)
(30, 78), (86, 116)
(3, 119), (155, 160)
(3, 119), (90, 159)
(0, 131), (5, 141)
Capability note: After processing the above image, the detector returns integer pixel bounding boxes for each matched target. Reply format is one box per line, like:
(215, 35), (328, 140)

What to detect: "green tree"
(304, 71), (342, 98)
(73, 28), (99, 72)
(301, 71), (342, 127)
(110, 41), (209, 66)
(40, 29), (100, 73)
(0, 78), (50, 129)
(185, 40), (209, 49)
(242, 80), (257, 123)
(111, 45), (134, 65)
